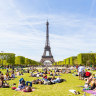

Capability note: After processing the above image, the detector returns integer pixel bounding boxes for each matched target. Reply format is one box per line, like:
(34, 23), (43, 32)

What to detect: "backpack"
(19, 78), (25, 84)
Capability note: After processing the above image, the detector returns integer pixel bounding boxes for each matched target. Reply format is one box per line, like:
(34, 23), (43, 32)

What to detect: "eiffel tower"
(40, 21), (55, 64)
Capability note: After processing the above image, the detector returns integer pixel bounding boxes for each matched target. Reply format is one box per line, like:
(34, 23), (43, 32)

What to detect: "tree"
(77, 53), (96, 66)
(15, 56), (25, 65)
(0, 53), (15, 66)
(70, 56), (77, 66)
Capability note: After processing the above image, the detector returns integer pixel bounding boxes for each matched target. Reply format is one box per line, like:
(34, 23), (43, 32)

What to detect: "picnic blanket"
(12, 87), (35, 92)
(19, 89), (35, 92)
(83, 90), (96, 94)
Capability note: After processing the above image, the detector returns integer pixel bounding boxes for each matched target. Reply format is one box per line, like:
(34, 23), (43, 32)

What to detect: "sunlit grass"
(0, 69), (91, 96)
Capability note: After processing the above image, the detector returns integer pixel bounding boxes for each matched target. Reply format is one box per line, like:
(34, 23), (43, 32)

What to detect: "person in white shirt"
(78, 66), (85, 80)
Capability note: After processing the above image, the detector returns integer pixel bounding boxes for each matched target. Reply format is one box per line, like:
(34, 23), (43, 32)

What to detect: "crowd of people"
(75, 66), (96, 93)
(0, 70), (16, 88)
(0, 67), (66, 92)
(1, 65), (96, 95)
(30, 68), (65, 85)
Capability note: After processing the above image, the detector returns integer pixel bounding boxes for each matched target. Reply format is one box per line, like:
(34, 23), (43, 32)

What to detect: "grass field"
(0, 69), (91, 96)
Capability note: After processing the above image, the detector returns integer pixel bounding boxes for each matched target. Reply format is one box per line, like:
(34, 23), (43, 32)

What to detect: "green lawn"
(0, 69), (91, 96)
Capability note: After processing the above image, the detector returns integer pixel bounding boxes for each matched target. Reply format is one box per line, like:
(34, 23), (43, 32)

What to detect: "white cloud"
(0, 0), (96, 61)
(89, 0), (96, 16)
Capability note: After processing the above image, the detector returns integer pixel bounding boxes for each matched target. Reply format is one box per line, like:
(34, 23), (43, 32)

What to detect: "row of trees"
(53, 53), (96, 66)
(15, 56), (41, 66)
(0, 53), (15, 66)
(0, 53), (42, 66)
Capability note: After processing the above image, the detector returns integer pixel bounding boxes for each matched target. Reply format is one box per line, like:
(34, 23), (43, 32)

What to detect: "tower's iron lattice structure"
(40, 21), (55, 64)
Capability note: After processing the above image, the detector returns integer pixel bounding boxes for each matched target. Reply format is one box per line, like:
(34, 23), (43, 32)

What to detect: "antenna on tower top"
(46, 19), (49, 25)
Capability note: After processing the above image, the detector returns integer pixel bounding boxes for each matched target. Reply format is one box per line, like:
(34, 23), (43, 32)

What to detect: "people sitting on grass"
(85, 74), (94, 85)
(30, 72), (37, 77)
(31, 73), (65, 85)
(37, 73), (40, 78)
(18, 78), (26, 89)
(21, 71), (23, 75)
(53, 72), (60, 76)
(90, 78), (96, 90)
(83, 74), (96, 90)
(6, 67), (9, 72)
(0, 71), (10, 88)
(65, 69), (71, 74)
(54, 72), (57, 76)
(78, 70), (92, 80)
(32, 76), (56, 85)
(43, 74), (47, 81)
(16, 70), (23, 76)
(16, 71), (20, 76)
(39, 72), (43, 77)
(50, 71), (53, 76)
(79, 70), (85, 80)
(4, 70), (16, 80)
(10, 71), (15, 78)
(44, 69), (47, 74)
(27, 69), (30, 73)
(78, 66), (85, 77)
(0, 71), (4, 87)
(4, 72), (10, 80)
(57, 72), (60, 76)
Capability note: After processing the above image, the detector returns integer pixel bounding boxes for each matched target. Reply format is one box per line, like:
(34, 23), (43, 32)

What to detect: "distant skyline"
(0, 0), (96, 61)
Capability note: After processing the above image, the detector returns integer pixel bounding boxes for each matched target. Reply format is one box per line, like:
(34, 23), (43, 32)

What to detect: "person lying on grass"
(32, 76), (56, 85)
(31, 75), (64, 85)
(14, 85), (34, 92)
(48, 76), (56, 81)
(51, 77), (61, 83)
(32, 79), (44, 84)
(15, 78), (32, 91)
(50, 76), (65, 84)
(42, 74), (65, 85)
(42, 74), (53, 85)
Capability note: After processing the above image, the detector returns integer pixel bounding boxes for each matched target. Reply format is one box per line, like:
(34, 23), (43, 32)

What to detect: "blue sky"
(0, 0), (96, 61)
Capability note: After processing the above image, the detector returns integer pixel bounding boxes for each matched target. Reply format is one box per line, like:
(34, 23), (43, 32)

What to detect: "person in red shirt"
(85, 71), (91, 78)
(43, 74), (47, 80)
